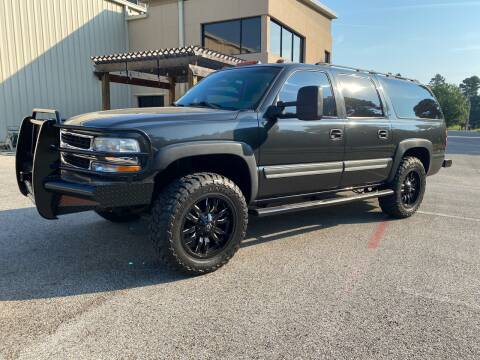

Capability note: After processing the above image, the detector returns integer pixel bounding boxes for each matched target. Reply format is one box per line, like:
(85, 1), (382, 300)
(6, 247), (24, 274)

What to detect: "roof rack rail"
(315, 62), (419, 83)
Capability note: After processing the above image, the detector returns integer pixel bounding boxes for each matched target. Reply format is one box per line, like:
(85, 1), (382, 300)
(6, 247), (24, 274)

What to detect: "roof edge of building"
(108, 0), (147, 13)
(297, 0), (338, 20)
(91, 45), (246, 66)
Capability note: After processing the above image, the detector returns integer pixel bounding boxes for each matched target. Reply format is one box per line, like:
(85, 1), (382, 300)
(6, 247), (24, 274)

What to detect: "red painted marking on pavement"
(368, 221), (387, 249)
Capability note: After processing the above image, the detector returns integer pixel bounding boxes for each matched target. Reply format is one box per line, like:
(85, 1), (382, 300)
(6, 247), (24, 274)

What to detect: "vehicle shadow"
(0, 201), (385, 301)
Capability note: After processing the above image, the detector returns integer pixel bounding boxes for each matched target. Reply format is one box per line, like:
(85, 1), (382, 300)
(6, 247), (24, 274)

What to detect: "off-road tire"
(150, 172), (248, 275)
(95, 208), (141, 223)
(379, 156), (426, 218)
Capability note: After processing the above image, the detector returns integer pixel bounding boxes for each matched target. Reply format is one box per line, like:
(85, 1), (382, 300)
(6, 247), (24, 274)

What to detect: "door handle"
(329, 129), (343, 141)
(378, 129), (389, 140)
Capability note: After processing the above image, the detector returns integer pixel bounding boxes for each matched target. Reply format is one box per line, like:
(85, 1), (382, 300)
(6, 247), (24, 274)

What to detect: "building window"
(202, 17), (261, 55)
(138, 95), (164, 108)
(241, 17), (262, 54)
(324, 50), (331, 64)
(269, 19), (304, 63)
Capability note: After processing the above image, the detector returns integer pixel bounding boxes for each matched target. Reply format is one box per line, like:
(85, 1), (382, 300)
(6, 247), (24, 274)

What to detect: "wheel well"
(153, 154), (252, 201)
(403, 147), (430, 172)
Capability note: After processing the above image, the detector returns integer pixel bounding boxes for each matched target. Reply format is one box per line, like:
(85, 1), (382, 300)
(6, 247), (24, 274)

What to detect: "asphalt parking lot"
(1, 135), (479, 360)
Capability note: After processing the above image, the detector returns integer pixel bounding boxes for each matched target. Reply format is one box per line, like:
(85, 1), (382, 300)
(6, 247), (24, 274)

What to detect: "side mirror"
(296, 86), (323, 120)
(264, 104), (283, 120)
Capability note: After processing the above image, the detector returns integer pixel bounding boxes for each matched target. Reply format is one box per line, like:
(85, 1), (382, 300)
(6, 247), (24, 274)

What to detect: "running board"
(250, 189), (394, 217)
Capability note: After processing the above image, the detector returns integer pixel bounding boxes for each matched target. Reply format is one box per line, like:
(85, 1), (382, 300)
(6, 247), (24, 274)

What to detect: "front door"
(257, 70), (345, 198)
(335, 73), (395, 187)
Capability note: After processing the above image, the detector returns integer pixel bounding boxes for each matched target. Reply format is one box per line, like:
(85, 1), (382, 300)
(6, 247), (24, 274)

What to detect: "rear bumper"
(442, 159), (453, 168)
(428, 152), (452, 176)
(16, 112), (154, 219)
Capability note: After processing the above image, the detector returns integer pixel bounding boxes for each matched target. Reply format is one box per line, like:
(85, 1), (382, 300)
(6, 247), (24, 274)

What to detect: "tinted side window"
(380, 77), (442, 119)
(278, 71), (337, 117)
(338, 74), (384, 118)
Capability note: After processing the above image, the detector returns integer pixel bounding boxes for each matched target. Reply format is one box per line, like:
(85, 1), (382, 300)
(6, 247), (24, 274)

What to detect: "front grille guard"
(15, 109), (153, 219)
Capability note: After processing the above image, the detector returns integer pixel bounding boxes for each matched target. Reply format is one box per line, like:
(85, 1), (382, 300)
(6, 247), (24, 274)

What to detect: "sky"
(320, 0), (480, 85)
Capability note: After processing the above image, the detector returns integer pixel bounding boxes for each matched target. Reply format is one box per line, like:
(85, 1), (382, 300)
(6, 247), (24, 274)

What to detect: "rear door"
(335, 73), (395, 186)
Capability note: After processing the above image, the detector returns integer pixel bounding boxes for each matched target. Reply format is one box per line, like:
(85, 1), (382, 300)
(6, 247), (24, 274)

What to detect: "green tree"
(430, 82), (469, 127)
(460, 76), (480, 129)
(460, 76), (480, 98)
(429, 74), (446, 87)
(469, 95), (480, 129)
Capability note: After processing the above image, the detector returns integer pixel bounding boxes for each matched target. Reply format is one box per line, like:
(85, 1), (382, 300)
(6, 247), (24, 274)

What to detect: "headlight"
(93, 137), (140, 153)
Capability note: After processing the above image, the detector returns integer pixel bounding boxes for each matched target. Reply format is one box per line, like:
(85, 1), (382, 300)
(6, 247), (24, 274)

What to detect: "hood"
(63, 106), (239, 128)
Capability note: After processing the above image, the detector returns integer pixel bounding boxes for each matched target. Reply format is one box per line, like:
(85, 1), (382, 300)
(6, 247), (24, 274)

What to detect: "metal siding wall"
(0, 0), (133, 143)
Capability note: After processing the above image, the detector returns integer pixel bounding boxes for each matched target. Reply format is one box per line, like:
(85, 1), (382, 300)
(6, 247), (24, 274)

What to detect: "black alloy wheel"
(379, 156), (426, 219)
(401, 170), (421, 207)
(181, 196), (235, 259)
(150, 172), (248, 275)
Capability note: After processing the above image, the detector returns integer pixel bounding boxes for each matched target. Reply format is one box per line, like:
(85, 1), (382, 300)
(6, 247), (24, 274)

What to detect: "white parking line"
(447, 136), (480, 139)
(418, 210), (480, 222)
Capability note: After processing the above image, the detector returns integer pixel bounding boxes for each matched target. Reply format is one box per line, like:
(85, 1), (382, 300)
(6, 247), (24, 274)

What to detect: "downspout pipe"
(178, 0), (185, 47)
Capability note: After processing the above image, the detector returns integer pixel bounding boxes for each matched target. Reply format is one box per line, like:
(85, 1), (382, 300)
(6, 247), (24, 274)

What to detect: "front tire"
(150, 173), (248, 275)
(379, 157), (426, 218)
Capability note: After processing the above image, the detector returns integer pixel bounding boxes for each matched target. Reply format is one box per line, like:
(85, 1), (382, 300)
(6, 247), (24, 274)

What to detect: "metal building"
(0, 0), (145, 146)
(0, 0), (337, 147)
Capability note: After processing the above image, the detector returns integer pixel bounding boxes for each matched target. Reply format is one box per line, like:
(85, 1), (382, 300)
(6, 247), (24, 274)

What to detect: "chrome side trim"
(344, 158), (392, 172)
(261, 158), (393, 179)
(262, 161), (343, 179)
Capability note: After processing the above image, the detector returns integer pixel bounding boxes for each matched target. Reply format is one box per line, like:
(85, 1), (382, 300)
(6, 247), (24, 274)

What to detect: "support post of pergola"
(187, 68), (198, 90)
(101, 73), (111, 110)
(168, 76), (176, 105)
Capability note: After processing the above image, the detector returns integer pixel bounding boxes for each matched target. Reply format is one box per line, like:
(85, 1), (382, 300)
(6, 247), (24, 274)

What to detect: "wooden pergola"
(91, 46), (246, 110)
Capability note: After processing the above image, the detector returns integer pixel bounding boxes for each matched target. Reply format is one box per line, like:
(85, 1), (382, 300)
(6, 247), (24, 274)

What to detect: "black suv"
(16, 63), (452, 274)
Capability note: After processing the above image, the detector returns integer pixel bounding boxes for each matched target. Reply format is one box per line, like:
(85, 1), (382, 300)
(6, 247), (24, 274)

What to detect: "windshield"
(176, 67), (281, 111)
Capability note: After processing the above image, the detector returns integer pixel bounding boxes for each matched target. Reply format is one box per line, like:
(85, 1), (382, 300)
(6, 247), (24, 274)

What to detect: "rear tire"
(95, 208), (141, 223)
(150, 172), (248, 275)
(379, 156), (426, 218)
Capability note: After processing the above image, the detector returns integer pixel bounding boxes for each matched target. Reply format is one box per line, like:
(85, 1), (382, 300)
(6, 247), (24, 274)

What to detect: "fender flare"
(153, 141), (258, 203)
(387, 138), (433, 182)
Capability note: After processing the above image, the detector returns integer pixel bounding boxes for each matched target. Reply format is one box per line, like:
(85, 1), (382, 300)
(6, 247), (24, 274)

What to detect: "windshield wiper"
(185, 101), (237, 111)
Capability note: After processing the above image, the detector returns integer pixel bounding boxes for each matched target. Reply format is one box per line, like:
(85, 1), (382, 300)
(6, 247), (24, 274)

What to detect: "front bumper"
(16, 111), (154, 219)
(43, 177), (154, 217)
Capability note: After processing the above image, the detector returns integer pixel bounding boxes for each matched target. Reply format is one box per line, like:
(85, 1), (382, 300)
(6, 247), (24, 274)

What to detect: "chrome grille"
(60, 130), (93, 150)
(61, 153), (91, 170)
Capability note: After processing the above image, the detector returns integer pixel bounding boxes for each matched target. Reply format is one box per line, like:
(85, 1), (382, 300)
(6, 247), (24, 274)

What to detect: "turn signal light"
(91, 162), (141, 173)
(116, 165), (142, 172)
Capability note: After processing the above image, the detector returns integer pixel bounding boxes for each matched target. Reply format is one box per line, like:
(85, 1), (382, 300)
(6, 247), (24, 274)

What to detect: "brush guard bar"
(16, 109), (154, 220)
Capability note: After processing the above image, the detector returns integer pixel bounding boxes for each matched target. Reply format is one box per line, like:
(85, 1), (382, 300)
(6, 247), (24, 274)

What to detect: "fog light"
(103, 156), (139, 165)
(91, 162), (141, 173)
